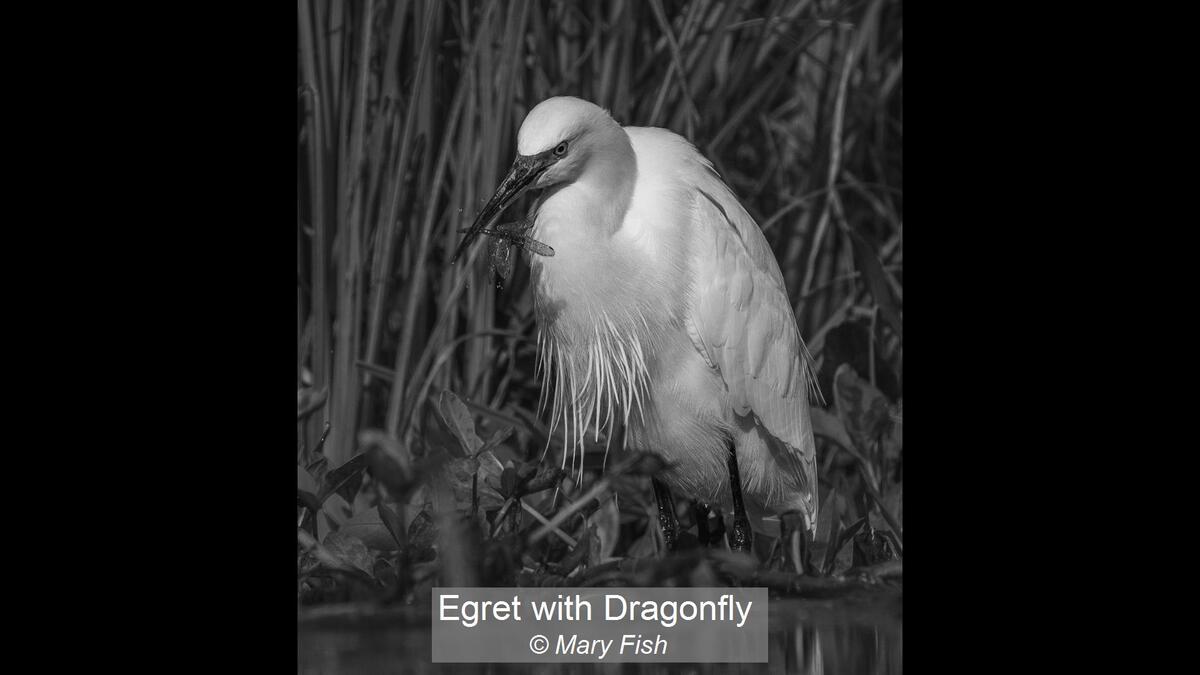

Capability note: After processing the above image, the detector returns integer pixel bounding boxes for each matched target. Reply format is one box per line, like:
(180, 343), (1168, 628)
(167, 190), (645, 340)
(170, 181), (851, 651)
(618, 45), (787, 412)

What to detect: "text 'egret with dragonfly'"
(453, 96), (818, 557)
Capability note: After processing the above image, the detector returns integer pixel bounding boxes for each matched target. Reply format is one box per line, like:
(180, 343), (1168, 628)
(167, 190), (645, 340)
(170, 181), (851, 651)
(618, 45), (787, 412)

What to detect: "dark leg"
(801, 523), (813, 574)
(726, 444), (753, 552)
(778, 514), (792, 571)
(692, 501), (711, 546)
(780, 513), (809, 574)
(652, 477), (679, 552)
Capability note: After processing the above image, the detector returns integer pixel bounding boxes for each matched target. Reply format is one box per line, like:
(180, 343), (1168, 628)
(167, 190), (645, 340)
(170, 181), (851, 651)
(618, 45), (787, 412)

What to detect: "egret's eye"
(553, 141), (568, 157)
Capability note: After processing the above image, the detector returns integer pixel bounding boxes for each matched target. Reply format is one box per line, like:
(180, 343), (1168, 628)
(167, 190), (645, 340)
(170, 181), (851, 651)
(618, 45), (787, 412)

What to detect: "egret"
(453, 96), (818, 557)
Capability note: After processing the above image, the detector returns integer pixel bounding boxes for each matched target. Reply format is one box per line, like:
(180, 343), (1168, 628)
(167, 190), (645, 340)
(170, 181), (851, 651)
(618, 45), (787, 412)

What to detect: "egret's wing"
(685, 159), (819, 523)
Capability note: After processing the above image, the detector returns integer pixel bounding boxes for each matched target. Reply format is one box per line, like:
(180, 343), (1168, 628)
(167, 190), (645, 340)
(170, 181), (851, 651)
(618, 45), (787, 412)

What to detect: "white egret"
(453, 96), (818, 556)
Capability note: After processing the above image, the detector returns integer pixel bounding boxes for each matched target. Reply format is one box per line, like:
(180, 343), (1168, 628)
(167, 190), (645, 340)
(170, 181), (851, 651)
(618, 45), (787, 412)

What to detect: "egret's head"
(452, 97), (624, 263)
(516, 97), (616, 188)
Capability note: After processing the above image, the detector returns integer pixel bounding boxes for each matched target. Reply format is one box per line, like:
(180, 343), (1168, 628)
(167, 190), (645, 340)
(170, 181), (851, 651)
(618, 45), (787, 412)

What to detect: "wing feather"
(623, 125), (818, 524)
(687, 154), (819, 519)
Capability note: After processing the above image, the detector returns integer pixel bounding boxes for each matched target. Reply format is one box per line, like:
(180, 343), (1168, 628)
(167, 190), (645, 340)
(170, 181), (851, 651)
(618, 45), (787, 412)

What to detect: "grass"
(297, 0), (902, 605)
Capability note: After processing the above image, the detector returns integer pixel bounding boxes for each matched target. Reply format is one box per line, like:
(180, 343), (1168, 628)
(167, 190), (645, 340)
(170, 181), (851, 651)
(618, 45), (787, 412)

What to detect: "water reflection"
(299, 596), (901, 674)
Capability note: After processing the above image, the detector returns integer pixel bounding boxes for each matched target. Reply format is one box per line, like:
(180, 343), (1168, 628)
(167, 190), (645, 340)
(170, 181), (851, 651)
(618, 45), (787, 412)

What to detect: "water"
(298, 591), (901, 674)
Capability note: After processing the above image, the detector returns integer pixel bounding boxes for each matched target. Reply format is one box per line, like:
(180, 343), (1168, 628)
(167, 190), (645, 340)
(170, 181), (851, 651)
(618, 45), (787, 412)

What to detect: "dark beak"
(451, 154), (549, 264)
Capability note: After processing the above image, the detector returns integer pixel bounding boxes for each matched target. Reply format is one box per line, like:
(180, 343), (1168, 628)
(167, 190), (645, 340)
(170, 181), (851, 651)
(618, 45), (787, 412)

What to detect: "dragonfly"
(459, 218), (554, 288)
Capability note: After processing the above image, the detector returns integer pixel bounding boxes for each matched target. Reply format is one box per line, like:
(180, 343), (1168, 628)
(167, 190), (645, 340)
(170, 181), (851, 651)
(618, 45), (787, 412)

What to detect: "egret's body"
(456, 97), (818, 543)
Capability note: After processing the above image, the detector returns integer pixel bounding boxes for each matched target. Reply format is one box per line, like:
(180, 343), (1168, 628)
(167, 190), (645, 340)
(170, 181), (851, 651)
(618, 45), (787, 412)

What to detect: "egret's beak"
(451, 153), (552, 263)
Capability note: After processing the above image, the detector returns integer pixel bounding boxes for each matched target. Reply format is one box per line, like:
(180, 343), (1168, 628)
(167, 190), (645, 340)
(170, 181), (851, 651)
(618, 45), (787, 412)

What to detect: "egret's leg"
(692, 501), (711, 546)
(725, 445), (753, 553)
(780, 512), (809, 574)
(651, 477), (679, 552)
(800, 522), (813, 574)
(776, 514), (791, 570)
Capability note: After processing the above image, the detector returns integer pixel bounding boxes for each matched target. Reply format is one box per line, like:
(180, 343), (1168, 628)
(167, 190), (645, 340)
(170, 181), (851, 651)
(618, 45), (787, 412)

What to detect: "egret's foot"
(652, 478), (679, 552)
(728, 514), (754, 553)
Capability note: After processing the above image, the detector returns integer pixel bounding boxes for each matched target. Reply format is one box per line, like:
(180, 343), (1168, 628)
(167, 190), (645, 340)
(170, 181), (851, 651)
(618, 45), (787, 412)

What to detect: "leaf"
(557, 533), (591, 574)
(853, 522), (895, 567)
(297, 489), (320, 516)
(592, 494), (620, 560)
(889, 485), (902, 527)
(407, 510), (436, 561)
(519, 462), (565, 495)
(360, 430), (411, 472)
(429, 391), (482, 457)
(475, 451), (506, 511)
(297, 386), (328, 421)
(882, 402), (903, 461)
(424, 399), (461, 457)
(306, 454), (329, 485)
(321, 531), (376, 577)
(444, 450), (505, 515)
(833, 516), (866, 575)
(501, 464), (519, 498)
(445, 458), (478, 514)
(818, 483), (848, 573)
(320, 493), (352, 538)
(586, 524), (603, 566)
(442, 391), (483, 455)
(626, 527), (657, 559)
(833, 364), (890, 455)
(819, 318), (901, 403)
(362, 431), (414, 494)
(820, 512), (841, 575)
(340, 507), (400, 552)
(318, 453), (368, 505)
(872, 483), (902, 533)
(833, 535), (855, 575)
(810, 405), (856, 453)
(377, 504), (406, 549)
(815, 485), (838, 546)
(848, 229), (902, 340)
(479, 425), (515, 455)
(297, 465), (318, 493)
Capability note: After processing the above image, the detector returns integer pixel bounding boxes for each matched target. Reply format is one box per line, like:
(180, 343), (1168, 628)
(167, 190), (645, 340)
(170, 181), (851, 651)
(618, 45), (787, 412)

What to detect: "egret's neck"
(579, 128), (637, 236)
(530, 123), (657, 327)
(537, 126), (636, 244)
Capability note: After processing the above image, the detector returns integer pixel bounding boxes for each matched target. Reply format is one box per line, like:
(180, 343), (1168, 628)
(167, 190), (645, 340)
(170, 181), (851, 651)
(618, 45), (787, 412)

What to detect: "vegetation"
(297, 0), (902, 605)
